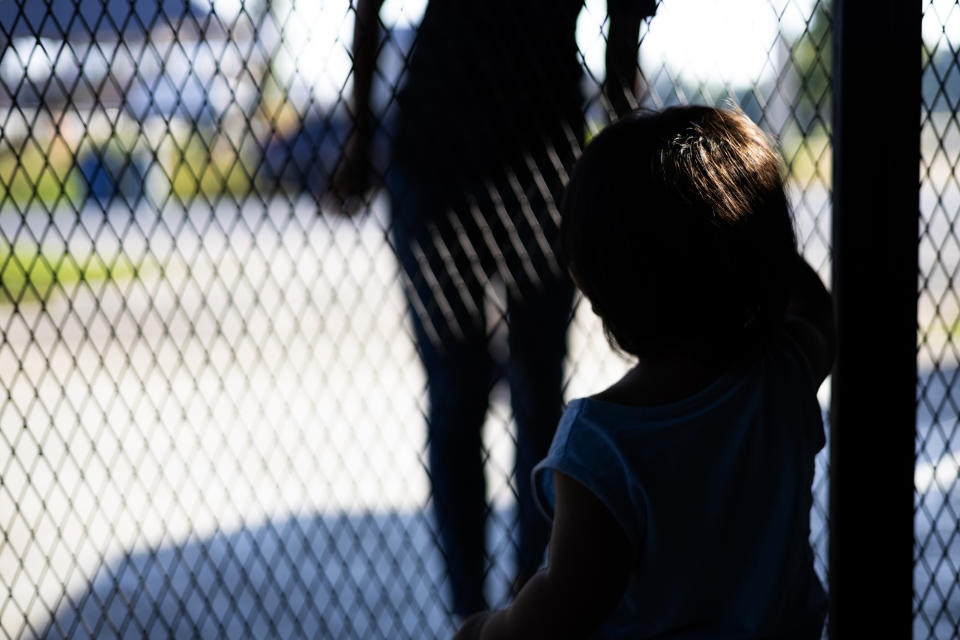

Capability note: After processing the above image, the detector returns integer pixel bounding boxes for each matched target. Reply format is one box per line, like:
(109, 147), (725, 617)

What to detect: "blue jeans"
(387, 163), (574, 616)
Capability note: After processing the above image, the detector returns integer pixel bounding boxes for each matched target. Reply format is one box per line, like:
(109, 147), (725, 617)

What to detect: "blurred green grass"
(0, 241), (143, 303)
(0, 141), (85, 208)
(0, 135), (255, 208)
(781, 127), (832, 186)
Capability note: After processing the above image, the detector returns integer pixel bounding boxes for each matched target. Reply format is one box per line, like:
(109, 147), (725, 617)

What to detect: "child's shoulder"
(587, 331), (818, 413)
(591, 352), (731, 408)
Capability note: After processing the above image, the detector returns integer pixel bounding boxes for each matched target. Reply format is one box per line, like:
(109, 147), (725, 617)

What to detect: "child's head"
(561, 105), (797, 360)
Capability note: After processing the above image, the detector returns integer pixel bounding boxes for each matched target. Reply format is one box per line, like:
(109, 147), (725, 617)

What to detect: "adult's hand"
(326, 0), (386, 215)
(328, 129), (373, 215)
(605, 0), (657, 117)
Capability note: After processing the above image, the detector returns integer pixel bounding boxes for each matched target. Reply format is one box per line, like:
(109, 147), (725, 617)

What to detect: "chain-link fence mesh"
(0, 1), (836, 638)
(918, 1), (960, 638)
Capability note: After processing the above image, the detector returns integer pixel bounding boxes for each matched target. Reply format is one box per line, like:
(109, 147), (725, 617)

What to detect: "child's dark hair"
(561, 105), (797, 360)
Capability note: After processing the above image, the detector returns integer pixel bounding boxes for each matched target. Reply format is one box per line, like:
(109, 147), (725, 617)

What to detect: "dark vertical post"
(829, 1), (920, 637)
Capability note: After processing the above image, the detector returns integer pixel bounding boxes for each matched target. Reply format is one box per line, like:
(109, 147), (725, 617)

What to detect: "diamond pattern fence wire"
(918, 1), (960, 638)
(0, 1), (835, 638)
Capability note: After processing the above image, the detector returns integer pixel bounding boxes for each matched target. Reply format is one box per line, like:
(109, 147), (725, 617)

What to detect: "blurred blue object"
(77, 147), (146, 208)
(262, 116), (392, 197)
(0, 0), (208, 40)
(263, 117), (350, 197)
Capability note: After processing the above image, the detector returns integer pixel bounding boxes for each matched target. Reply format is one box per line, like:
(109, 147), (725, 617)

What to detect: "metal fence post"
(829, 1), (920, 637)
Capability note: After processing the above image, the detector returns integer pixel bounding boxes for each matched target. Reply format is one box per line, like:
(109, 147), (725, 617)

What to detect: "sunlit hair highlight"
(560, 105), (797, 360)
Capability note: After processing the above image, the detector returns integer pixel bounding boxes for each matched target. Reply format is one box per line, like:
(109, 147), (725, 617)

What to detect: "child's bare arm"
(784, 255), (836, 386)
(454, 471), (631, 640)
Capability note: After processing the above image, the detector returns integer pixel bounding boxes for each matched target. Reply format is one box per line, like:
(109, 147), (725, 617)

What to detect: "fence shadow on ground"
(35, 509), (517, 640)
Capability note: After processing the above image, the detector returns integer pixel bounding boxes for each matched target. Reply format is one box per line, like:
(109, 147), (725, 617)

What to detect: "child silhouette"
(455, 105), (833, 639)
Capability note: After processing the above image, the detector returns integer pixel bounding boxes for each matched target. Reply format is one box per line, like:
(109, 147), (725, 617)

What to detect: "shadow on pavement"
(37, 509), (517, 640)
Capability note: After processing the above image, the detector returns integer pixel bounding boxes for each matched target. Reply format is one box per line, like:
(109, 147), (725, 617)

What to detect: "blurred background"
(0, 0), (955, 637)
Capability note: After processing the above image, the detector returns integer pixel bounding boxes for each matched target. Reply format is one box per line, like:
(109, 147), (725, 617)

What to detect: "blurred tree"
(790, 0), (831, 132)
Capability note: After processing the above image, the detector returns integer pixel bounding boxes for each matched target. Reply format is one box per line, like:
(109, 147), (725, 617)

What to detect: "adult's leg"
(506, 275), (574, 588)
(388, 171), (492, 617)
(491, 148), (577, 591)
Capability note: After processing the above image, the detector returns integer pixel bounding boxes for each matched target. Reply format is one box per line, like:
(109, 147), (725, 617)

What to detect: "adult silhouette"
(335, 0), (655, 618)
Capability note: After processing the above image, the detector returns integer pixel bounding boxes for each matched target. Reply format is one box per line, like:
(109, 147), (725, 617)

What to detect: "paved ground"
(0, 184), (956, 638)
(0, 196), (634, 638)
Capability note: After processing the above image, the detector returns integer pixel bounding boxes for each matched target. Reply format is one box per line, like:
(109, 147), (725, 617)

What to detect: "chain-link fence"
(0, 1), (838, 637)
(917, 1), (960, 637)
